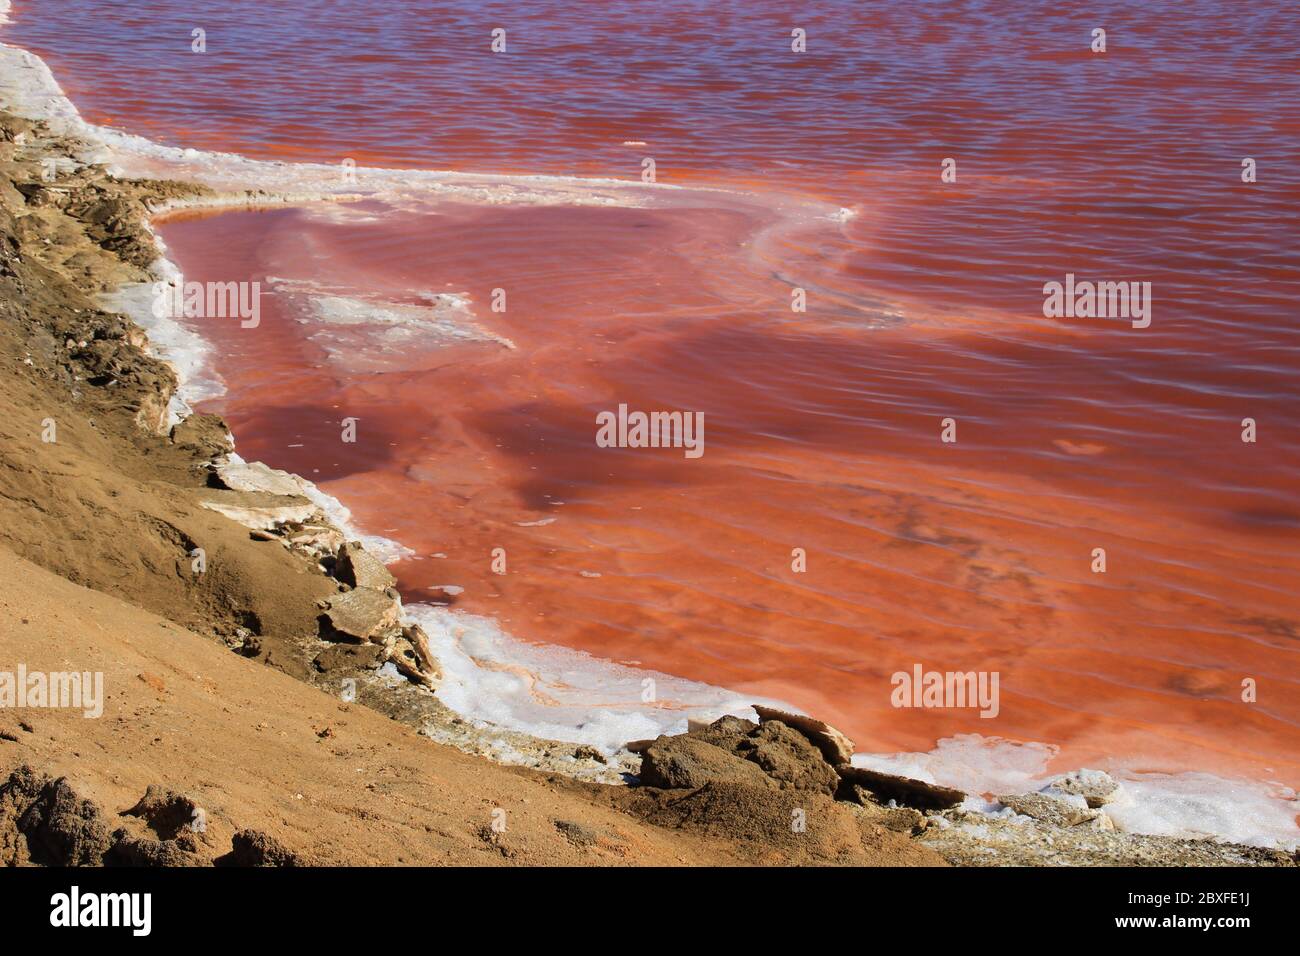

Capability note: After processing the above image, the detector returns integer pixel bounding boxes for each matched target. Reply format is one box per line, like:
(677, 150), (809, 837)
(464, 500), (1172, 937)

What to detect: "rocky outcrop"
(218, 829), (299, 867)
(637, 716), (841, 795)
(170, 413), (234, 458)
(998, 792), (1112, 829)
(335, 540), (397, 591)
(1044, 769), (1120, 808)
(638, 736), (775, 790)
(752, 705), (855, 766)
(0, 766), (294, 867)
(0, 766), (112, 866)
(320, 586), (402, 642)
(836, 766), (966, 811)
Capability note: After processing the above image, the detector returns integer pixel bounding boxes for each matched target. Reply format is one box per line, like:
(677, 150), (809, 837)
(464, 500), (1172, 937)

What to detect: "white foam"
(296, 480), (414, 565)
(406, 603), (789, 754)
(852, 734), (1300, 850)
(98, 279), (223, 423)
(1104, 772), (1299, 849)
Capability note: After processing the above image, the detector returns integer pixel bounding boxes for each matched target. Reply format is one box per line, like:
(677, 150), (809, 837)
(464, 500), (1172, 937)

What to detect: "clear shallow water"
(9, 0), (1300, 832)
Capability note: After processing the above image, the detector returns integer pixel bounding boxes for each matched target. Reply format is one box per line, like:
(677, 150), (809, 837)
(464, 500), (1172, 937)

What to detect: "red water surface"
(10, 1), (1300, 789)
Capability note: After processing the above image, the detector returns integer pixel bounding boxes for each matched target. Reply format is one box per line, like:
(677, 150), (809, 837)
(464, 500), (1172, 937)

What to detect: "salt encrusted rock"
(212, 458), (310, 498)
(387, 625), (441, 689)
(998, 792), (1099, 828)
(1045, 769), (1120, 808)
(836, 766), (965, 811)
(752, 704), (856, 766)
(320, 588), (401, 643)
(399, 623), (440, 683)
(288, 525), (345, 554)
(200, 498), (319, 531)
(335, 540), (396, 592)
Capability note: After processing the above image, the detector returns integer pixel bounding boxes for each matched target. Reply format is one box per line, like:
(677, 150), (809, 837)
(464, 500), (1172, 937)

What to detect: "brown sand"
(0, 544), (942, 866)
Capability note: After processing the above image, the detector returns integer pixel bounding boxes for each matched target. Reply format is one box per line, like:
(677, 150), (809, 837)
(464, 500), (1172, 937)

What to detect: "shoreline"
(0, 19), (1295, 863)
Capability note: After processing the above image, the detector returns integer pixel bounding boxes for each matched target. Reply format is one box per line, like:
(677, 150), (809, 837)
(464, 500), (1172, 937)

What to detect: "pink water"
(9, 1), (1300, 804)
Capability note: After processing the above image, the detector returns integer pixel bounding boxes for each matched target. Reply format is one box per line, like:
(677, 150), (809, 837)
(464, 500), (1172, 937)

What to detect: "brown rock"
(387, 635), (437, 688)
(736, 721), (840, 795)
(999, 793), (1101, 828)
(1047, 770), (1120, 808)
(847, 786), (927, 833)
(0, 766), (113, 866)
(334, 541), (396, 591)
(169, 413), (234, 458)
(320, 588), (400, 643)
(752, 704), (856, 766)
(122, 784), (203, 840)
(400, 622), (441, 682)
(313, 642), (386, 673)
(836, 766), (965, 811)
(108, 835), (203, 867)
(218, 828), (298, 867)
(638, 736), (774, 790)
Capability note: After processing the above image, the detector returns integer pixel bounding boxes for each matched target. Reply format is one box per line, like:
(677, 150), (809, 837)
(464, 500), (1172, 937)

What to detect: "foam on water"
(853, 734), (1300, 850)
(405, 602), (788, 753)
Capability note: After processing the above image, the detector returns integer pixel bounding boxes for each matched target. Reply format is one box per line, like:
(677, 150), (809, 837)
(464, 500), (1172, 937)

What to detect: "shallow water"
(9, 0), (1300, 829)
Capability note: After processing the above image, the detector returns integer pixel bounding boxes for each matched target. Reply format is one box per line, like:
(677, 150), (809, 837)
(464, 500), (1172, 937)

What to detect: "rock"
(334, 541), (396, 591)
(313, 642), (386, 673)
(638, 736), (774, 790)
(108, 834), (202, 867)
(387, 635), (437, 688)
(689, 715), (758, 752)
(1046, 769), (1120, 808)
(288, 525), (345, 554)
(573, 745), (607, 764)
(398, 623), (440, 683)
(212, 458), (310, 497)
(998, 792), (1098, 828)
(735, 721), (840, 795)
(752, 704), (856, 766)
(0, 766), (113, 865)
(320, 588), (401, 643)
(847, 786), (927, 833)
(637, 718), (840, 795)
(169, 413), (234, 458)
(133, 391), (172, 436)
(836, 766), (965, 811)
(121, 785), (203, 840)
(218, 828), (298, 867)
(200, 498), (319, 531)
